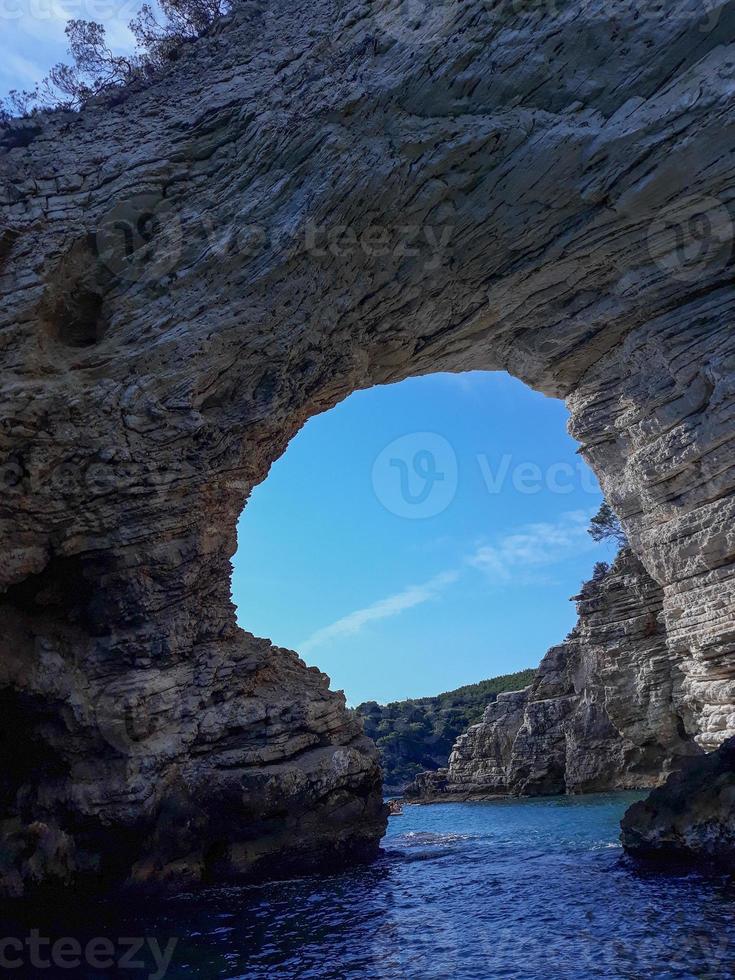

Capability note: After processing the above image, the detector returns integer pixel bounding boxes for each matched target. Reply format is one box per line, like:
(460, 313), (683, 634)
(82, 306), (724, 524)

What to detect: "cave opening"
(232, 370), (616, 709)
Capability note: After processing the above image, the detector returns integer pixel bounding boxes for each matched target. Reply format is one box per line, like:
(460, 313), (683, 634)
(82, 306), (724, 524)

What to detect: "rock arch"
(1, 0), (734, 891)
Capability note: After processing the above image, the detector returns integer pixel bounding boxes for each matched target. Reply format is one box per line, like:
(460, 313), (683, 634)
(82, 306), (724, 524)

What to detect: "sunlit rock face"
(405, 551), (703, 801)
(1, 0), (734, 892)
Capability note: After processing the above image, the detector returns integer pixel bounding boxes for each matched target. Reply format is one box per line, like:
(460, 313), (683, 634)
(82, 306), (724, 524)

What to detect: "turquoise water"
(4, 794), (735, 978)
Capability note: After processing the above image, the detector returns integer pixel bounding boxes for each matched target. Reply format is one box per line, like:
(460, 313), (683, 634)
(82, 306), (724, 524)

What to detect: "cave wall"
(1, 0), (734, 892)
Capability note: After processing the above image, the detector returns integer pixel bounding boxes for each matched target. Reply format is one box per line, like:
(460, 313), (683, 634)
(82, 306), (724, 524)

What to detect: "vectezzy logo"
(96, 195), (183, 283)
(372, 433), (458, 519)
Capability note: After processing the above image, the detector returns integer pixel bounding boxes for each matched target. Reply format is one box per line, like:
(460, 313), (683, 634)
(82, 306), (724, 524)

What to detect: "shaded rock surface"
(406, 552), (703, 800)
(0, 584), (386, 896)
(1, 0), (734, 892)
(621, 736), (735, 867)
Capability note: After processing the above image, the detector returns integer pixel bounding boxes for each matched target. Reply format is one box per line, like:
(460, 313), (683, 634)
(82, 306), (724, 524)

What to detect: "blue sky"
(1, 1), (137, 100)
(234, 373), (617, 705)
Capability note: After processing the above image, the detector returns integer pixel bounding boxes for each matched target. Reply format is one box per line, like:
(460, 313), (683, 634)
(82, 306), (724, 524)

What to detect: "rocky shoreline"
(356, 668), (536, 795)
(403, 552), (735, 867)
(0, 615), (387, 899)
(621, 736), (735, 867)
(405, 551), (704, 804)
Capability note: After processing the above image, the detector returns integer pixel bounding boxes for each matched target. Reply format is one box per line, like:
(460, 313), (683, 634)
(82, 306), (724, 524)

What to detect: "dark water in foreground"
(4, 793), (735, 978)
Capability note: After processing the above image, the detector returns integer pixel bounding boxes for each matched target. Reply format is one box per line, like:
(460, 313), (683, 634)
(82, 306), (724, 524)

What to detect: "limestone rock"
(621, 737), (735, 866)
(406, 552), (702, 800)
(356, 668), (536, 793)
(1, 0), (735, 891)
(0, 586), (386, 895)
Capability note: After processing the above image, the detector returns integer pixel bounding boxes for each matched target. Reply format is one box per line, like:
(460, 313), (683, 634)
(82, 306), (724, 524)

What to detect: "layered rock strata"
(0, 585), (385, 896)
(406, 552), (702, 800)
(1, 0), (735, 891)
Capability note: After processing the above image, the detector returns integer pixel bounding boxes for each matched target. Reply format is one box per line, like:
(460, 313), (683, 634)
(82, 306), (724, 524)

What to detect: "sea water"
(4, 793), (734, 978)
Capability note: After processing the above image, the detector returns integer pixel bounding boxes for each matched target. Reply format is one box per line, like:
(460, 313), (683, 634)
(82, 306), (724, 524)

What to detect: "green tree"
(588, 501), (628, 548)
(355, 667), (537, 792)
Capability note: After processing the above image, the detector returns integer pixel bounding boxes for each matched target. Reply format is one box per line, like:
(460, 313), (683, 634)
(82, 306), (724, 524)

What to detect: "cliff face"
(356, 669), (536, 794)
(406, 552), (702, 800)
(0, 590), (386, 897)
(1, 0), (735, 892)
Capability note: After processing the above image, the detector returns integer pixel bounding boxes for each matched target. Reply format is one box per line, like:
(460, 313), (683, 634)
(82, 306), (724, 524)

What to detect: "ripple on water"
(5, 794), (735, 979)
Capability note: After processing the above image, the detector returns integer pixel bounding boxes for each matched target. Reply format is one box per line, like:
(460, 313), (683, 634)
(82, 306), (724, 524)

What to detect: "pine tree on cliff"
(588, 501), (628, 549)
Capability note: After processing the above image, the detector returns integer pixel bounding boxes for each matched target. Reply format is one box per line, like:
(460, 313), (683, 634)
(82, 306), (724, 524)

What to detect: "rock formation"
(621, 736), (735, 866)
(406, 551), (703, 800)
(0, 597), (386, 896)
(1, 0), (735, 891)
(356, 668), (536, 794)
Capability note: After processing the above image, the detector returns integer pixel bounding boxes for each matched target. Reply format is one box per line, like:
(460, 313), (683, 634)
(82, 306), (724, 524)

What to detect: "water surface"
(6, 793), (735, 978)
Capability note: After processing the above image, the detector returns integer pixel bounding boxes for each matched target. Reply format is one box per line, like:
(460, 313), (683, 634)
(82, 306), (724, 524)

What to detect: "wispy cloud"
(0, 49), (45, 85)
(0, 2), (138, 78)
(298, 510), (598, 656)
(468, 509), (596, 583)
(299, 570), (459, 655)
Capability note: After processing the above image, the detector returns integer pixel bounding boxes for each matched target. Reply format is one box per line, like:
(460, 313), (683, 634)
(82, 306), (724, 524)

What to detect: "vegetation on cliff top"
(355, 668), (536, 793)
(2, 0), (230, 119)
